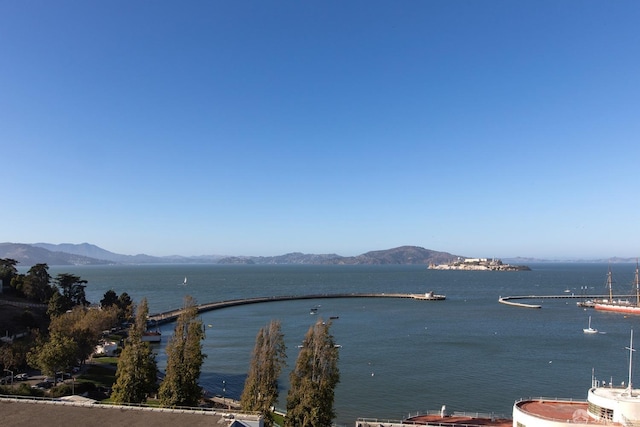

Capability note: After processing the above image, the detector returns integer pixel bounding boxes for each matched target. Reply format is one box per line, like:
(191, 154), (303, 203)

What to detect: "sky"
(1, 1), (639, 259)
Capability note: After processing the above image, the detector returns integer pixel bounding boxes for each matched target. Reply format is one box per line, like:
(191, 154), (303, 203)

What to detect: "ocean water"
(40, 263), (640, 425)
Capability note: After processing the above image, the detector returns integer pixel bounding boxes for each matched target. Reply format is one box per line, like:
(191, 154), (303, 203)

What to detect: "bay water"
(42, 263), (640, 425)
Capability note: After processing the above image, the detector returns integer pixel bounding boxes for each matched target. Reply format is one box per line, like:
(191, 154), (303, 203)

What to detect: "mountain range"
(0, 242), (462, 267)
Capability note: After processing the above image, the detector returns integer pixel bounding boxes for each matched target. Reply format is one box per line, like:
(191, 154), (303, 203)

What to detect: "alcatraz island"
(428, 257), (531, 271)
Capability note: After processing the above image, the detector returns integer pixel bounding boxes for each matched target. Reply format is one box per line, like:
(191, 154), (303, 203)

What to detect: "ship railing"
(515, 396), (586, 403)
(514, 397), (590, 423)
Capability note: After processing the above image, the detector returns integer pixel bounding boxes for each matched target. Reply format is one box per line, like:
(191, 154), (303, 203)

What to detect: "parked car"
(15, 373), (28, 381)
(32, 381), (53, 390)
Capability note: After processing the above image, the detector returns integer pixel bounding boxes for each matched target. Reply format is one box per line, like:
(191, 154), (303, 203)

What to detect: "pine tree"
(285, 319), (340, 427)
(111, 298), (158, 403)
(158, 295), (206, 407)
(240, 320), (287, 426)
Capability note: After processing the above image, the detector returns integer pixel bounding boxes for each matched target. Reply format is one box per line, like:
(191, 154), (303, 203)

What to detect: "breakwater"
(149, 292), (441, 325)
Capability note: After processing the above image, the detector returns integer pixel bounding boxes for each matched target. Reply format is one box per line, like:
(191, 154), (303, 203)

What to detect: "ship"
(357, 331), (640, 427)
(512, 330), (640, 426)
(594, 262), (640, 315)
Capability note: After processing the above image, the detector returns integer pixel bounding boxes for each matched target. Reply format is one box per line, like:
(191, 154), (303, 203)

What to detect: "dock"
(149, 292), (444, 325)
(498, 294), (633, 309)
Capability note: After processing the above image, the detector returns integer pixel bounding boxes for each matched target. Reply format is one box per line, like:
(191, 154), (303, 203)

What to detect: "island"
(428, 258), (530, 271)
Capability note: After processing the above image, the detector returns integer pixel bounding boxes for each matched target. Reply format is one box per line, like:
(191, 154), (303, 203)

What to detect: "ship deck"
(515, 399), (623, 425)
(404, 414), (512, 426)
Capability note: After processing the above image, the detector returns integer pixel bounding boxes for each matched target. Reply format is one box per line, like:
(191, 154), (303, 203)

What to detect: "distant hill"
(3, 242), (633, 268)
(1, 242), (460, 267)
(0, 243), (110, 266)
(217, 246), (461, 265)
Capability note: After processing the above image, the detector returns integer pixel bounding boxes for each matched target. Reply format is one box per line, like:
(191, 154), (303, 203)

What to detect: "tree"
(158, 296), (206, 407)
(27, 332), (78, 384)
(241, 320), (287, 427)
(100, 290), (134, 323)
(117, 292), (134, 322)
(19, 264), (54, 302)
(54, 273), (89, 308)
(100, 290), (119, 309)
(285, 319), (340, 427)
(111, 298), (158, 403)
(0, 258), (18, 292)
(48, 306), (120, 364)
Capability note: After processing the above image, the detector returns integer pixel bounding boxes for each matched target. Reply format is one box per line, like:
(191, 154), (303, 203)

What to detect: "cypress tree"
(111, 298), (158, 403)
(158, 295), (206, 407)
(285, 319), (340, 427)
(240, 320), (287, 426)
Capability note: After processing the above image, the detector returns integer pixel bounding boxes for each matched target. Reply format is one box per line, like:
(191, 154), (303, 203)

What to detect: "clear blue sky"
(1, 1), (639, 259)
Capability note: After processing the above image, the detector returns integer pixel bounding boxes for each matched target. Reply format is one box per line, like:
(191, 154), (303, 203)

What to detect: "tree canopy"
(158, 295), (206, 407)
(240, 320), (287, 426)
(285, 319), (340, 427)
(111, 298), (158, 404)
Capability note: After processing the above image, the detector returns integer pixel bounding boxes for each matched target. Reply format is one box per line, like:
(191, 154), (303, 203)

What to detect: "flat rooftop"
(0, 398), (257, 427)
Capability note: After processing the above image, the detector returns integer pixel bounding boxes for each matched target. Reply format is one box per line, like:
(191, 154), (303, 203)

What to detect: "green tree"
(111, 298), (158, 403)
(117, 292), (134, 322)
(0, 258), (18, 292)
(100, 290), (119, 308)
(47, 291), (67, 317)
(54, 273), (89, 308)
(20, 264), (54, 302)
(285, 319), (340, 427)
(241, 320), (287, 427)
(27, 333), (78, 384)
(158, 296), (206, 407)
(48, 306), (119, 364)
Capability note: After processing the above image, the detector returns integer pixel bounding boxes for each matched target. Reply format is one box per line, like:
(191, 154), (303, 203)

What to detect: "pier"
(498, 294), (633, 309)
(149, 292), (444, 325)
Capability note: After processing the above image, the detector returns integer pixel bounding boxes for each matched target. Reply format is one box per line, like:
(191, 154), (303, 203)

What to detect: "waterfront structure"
(513, 330), (640, 427)
(428, 258), (530, 271)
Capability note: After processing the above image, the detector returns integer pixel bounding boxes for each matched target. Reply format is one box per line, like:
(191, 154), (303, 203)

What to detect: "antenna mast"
(626, 329), (635, 396)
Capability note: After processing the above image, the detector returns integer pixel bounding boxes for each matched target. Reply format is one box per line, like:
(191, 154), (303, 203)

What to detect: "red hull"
(594, 303), (640, 315)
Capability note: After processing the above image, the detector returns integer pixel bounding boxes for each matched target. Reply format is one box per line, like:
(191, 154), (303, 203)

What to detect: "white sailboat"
(583, 316), (598, 334)
(178, 277), (187, 286)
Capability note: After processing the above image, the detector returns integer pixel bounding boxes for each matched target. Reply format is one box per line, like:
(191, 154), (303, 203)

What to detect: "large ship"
(512, 330), (640, 427)
(357, 331), (640, 427)
(594, 262), (640, 315)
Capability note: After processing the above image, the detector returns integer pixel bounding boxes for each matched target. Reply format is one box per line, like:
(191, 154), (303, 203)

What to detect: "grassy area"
(90, 356), (119, 366)
(77, 364), (116, 388)
(273, 412), (285, 426)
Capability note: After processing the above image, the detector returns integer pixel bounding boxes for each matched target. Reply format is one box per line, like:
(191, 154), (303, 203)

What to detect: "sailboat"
(178, 277), (187, 286)
(594, 261), (640, 315)
(583, 316), (598, 334)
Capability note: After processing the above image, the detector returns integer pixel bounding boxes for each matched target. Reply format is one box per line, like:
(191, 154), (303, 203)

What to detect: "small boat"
(178, 277), (187, 286)
(310, 307), (318, 315)
(583, 316), (598, 334)
(414, 291), (446, 300)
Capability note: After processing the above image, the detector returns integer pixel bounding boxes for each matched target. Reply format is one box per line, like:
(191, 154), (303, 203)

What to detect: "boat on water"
(583, 316), (598, 334)
(594, 262), (640, 315)
(413, 291), (446, 301)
